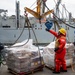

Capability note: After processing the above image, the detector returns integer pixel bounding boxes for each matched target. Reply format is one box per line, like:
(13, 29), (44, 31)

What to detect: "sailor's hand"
(45, 28), (49, 32)
(54, 47), (59, 52)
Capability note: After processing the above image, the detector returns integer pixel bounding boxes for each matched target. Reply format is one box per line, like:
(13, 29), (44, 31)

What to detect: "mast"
(16, 1), (20, 28)
(56, 0), (62, 18)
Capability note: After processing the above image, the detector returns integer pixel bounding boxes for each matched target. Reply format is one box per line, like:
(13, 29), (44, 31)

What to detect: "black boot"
(61, 70), (67, 72)
(53, 71), (60, 74)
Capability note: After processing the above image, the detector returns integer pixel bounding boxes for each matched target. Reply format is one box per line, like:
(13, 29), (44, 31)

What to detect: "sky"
(0, 0), (75, 18)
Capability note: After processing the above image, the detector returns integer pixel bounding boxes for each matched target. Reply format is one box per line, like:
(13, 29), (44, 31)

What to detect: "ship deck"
(0, 65), (75, 75)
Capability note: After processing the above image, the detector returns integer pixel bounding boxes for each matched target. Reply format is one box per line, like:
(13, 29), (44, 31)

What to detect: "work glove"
(54, 47), (59, 52)
(73, 42), (75, 46)
(45, 28), (49, 32)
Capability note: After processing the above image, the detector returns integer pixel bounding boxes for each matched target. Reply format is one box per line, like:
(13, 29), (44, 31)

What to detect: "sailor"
(45, 28), (67, 74)
(0, 43), (4, 53)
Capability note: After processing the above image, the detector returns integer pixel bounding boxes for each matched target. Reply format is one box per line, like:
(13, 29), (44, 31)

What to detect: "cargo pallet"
(8, 65), (44, 75)
(45, 65), (54, 71)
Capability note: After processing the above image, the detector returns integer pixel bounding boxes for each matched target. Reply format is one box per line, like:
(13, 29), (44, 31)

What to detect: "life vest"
(55, 36), (66, 48)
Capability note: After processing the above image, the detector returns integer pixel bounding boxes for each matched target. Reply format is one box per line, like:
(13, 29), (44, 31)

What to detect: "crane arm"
(37, 0), (41, 14)
(41, 10), (54, 18)
(24, 0), (53, 23)
(24, 7), (40, 19)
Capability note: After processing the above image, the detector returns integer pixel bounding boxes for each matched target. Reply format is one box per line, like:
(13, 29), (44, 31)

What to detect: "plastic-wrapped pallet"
(42, 41), (74, 68)
(6, 39), (44, 73)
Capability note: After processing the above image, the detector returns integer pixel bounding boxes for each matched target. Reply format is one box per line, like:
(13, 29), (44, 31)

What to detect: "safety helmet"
(59, 28), (66, 35)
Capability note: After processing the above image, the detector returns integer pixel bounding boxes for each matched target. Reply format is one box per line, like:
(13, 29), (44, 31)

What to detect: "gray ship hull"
(0, 23), (75, 45)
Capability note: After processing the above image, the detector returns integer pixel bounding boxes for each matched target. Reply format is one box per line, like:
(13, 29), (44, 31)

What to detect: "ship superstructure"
(0, 0), (75, 45)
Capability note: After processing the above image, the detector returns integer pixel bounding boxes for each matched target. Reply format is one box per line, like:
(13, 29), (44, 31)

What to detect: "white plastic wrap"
(6, 39), (43, 73)
(42, 41), (74, 68)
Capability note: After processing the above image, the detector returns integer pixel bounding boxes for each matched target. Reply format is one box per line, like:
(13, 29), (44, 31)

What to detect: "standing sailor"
(45, 27), (67, 74)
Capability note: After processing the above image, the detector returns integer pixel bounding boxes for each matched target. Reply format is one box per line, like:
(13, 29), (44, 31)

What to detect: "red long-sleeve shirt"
(49, 30), (66, 54)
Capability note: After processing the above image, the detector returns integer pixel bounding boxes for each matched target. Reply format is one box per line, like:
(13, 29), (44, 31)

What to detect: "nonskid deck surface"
(0, 65), (75, 75)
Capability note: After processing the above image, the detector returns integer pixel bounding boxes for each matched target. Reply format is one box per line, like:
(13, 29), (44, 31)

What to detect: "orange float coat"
(49, 30), (67, 72)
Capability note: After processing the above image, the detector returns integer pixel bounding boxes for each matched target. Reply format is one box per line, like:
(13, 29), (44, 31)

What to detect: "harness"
(55, 36), (66, 53)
